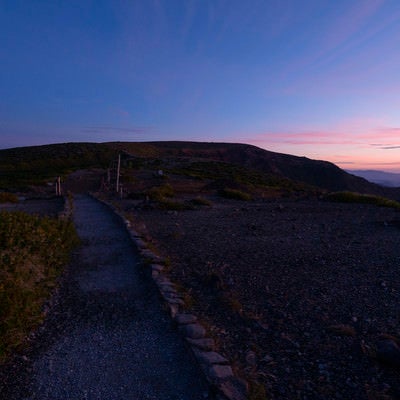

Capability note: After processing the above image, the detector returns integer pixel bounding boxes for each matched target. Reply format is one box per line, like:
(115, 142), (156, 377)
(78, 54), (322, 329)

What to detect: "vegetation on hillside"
(0, 143), (116, 190)
(0, 211), (79, 360)
(167, 160), (304, 190)
(0, 192), (19, 203)
(325, 191), (400, 209)
(120, 157), (315, 201)
(2, 141), (399, 201)
(219, 188), (252, 201)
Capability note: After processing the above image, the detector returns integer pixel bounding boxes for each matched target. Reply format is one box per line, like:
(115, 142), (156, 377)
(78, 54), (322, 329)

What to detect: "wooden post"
(56, 176), (61, 196)
(116, 154), (121, 192)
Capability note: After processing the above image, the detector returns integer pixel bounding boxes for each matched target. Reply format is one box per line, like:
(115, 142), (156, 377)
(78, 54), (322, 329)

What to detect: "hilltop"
(1, 141), (399, 200)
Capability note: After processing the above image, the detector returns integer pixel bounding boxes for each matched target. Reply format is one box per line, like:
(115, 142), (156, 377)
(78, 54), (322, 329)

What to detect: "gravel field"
(129, 197), (400, 399)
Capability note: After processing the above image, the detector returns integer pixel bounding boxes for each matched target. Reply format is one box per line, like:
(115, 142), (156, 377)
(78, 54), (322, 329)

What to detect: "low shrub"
(157, 199), (194, 211)
(190, 197), (213, 206)
(219, 188), (252, 201)
(146, 184), (175, 201)
(0, 192), (19, 203)
(325, 191), (400, 209)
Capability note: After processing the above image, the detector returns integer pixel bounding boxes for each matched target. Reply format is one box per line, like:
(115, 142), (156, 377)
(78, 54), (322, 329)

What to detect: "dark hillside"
(111, 141), (400, 198)
(1, 141), (399, 199)
(0, 143), (115, 189)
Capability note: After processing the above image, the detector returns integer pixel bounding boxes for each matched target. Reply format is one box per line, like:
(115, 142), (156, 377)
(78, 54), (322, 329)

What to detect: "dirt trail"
(6, 195), (208, 400)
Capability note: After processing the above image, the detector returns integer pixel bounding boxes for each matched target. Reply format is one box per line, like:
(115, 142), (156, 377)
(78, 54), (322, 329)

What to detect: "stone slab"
(208, 365), (234, 380)
(180, 323), (206, 339)
(175, 314), (197, 325)
(193, 350), (229, 365)
(186, 337), (215, 351)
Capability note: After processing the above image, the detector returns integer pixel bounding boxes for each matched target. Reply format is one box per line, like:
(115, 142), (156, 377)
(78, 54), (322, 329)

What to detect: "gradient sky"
(1, 1), (400, 171)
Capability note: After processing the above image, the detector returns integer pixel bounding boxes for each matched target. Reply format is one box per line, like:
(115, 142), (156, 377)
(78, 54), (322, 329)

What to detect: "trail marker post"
(116, 154), (121, 193)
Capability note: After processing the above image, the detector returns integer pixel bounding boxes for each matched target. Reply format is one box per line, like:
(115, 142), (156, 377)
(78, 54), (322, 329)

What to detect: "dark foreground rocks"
(129, 198), (400, 400)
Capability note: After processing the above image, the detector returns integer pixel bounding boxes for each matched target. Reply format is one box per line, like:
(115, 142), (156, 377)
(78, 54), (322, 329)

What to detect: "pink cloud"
(358, 128), (400, 147)
(237, 117), (400, 149)
(229, 120), (400, 171)
(243, 130), (373, 147)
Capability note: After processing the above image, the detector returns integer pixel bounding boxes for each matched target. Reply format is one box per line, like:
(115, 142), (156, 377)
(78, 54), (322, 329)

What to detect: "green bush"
(157, 199), (194, 211)
(190, 197), (213, 206)
(325, 191), (400, 209)
(0, 211), (79, 360)
(0, 192), (19, 203)
(219, 188), (252, 201)
(146, 184), (175, 201)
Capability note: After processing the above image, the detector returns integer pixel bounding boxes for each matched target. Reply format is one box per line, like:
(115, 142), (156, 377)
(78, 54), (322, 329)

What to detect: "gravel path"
(1, 195), (208, 399)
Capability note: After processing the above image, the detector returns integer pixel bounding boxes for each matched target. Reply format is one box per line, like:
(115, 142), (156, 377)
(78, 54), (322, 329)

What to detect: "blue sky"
(1, 0), (400, 171)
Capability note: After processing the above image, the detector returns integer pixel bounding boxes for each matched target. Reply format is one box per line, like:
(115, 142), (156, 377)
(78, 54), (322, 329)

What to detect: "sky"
(1, 0), (400, 171)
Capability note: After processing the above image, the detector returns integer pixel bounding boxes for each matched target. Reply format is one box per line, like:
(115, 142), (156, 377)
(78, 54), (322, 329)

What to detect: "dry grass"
(0, 192), (19, 203)
(325, 191), (400, 210)
(219, 188), (252, 201)
(0, 211), (79, 361)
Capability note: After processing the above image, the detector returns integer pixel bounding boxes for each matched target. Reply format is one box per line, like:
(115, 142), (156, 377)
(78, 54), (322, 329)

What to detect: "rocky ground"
(125, 197), (400, 399)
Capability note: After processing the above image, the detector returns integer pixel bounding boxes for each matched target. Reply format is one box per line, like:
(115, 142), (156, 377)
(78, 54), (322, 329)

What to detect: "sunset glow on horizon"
(1, 1), (400, 171)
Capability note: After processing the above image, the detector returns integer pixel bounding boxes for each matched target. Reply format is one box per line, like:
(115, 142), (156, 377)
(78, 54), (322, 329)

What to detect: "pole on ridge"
(116, 154), (121, 192)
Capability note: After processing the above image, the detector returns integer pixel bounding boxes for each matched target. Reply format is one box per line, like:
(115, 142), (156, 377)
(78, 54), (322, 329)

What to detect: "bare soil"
(126, 197), (400, 399)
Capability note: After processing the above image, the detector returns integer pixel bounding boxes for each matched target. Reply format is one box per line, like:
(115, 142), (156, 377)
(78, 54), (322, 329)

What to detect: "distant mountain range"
(347, 170), (400, 188)
(1, 141), (400, 200)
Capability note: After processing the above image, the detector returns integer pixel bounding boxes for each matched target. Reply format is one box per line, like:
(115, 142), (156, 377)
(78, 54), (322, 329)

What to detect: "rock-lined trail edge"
(21, 195), (209, 399)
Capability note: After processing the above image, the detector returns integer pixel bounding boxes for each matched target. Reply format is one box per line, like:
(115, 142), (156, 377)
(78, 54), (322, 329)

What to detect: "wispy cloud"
(359, 127), (400, 148)
(82, 126), (152, 134)
(242, 123), (400, 149)
(108, 107), (131, 118)
(320, 0), (386, 53)
(244, 130), (368, 147)
(279, 0), (398, 95)
(81, 126), (154, 142)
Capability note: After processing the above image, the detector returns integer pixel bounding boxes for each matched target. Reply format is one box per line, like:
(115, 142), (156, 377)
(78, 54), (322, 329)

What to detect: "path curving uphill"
(3, 195), (208, 399)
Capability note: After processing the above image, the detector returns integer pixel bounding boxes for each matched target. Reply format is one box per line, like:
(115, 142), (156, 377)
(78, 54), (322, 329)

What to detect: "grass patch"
(168, 160), (309, 192)
(157, 199), (195, 211)
(325, 191), (400, 209)
(146, 184), (175, 201)
(0, 192), (19, 203)
(190, 196), (213, 206)
(219, 188), (252, 201)
(145, 184), (196, 210)
(0, 211), (79, 361)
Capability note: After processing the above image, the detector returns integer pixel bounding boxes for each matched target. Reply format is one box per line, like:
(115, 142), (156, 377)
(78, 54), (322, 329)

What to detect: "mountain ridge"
(1, 141), (399, 199)
(347, 169), (400, 188)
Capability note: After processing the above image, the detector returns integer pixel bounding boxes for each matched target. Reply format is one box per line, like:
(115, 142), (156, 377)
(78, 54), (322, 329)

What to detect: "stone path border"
(91, 194), (248, 400)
